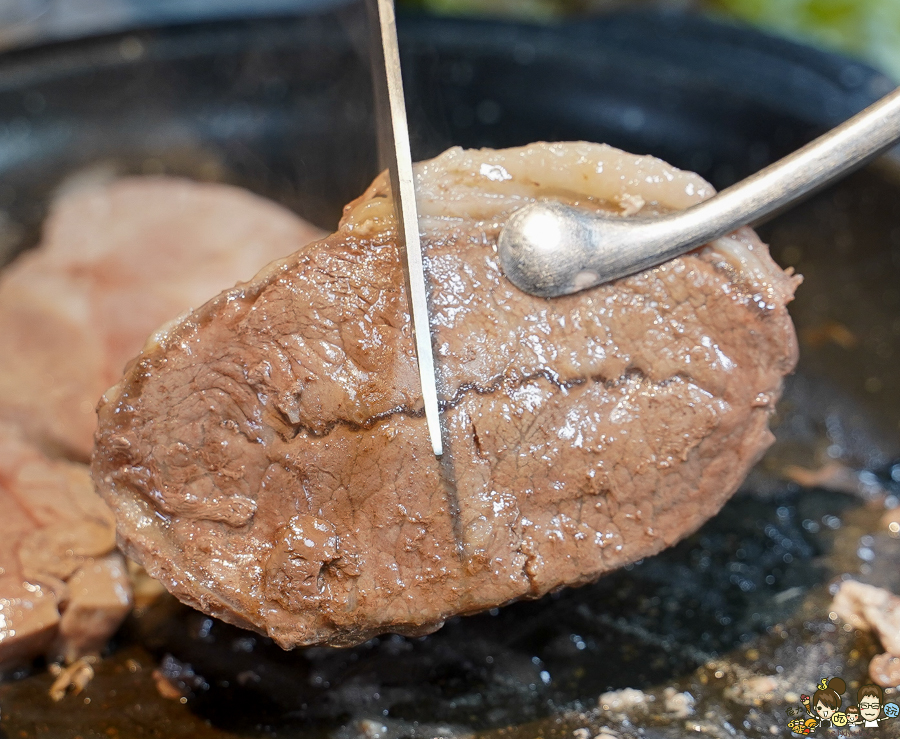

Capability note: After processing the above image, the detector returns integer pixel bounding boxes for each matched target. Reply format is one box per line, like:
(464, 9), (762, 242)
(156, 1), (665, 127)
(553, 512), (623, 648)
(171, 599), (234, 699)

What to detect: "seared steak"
(93, 143), (800, 648)
(0, 176), (324, 667)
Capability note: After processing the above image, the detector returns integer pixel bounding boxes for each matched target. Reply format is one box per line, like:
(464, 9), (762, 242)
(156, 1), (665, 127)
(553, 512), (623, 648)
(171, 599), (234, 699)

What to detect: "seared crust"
(93, 143), (800, 648)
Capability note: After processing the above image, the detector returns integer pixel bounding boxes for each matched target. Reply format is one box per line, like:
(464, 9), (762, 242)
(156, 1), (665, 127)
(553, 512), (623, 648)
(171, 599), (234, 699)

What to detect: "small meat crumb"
(724, 675), (780, 705)
(48, 657), (97, 702)
(152, 653), (208, 700)
(574, 727), (618, 739)
(784, 462), (885, 499)
(663, 687), (696, 718)
(832, 580), (900, 687)
(869, 654), (900, 688)
(598, 687), (650, 714)
(153, 669), (189, 700)
(357, 719), (388, 739)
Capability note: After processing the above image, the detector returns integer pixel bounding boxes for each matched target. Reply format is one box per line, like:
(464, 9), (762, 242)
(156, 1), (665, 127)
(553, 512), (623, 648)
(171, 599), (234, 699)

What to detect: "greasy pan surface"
(0, 9), (899, 738)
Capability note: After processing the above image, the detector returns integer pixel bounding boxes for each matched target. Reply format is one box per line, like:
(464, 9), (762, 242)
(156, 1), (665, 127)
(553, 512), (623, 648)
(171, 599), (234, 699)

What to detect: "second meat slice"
(92, 142), (801, 648)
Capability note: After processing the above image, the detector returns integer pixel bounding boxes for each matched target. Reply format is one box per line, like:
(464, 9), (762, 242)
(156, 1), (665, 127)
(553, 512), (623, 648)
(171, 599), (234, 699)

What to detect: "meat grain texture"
(0, 177), (324, 667)
(93, 143), (801, 648)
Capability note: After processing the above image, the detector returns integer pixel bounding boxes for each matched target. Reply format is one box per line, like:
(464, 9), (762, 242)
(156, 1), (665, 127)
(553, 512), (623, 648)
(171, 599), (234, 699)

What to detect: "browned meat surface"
(0, 176), (325, 668)
(0, 177), (326, 461)
(0, 422), (130, 669)
(93, 143), (801, 648)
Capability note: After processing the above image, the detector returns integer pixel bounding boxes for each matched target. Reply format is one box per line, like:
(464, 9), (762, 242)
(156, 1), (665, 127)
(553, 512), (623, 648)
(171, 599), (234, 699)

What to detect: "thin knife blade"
(367, 0), (443, 456)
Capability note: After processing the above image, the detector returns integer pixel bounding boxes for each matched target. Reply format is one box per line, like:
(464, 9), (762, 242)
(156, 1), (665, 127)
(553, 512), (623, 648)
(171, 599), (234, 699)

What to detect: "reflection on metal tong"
(498, 86), (900, 299)
(368, 0), (443, 456)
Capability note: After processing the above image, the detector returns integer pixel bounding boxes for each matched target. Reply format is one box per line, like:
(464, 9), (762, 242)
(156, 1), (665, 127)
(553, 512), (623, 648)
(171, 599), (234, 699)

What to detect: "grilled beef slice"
(93, 143), (801, 648)
(0, 176), (325, 461)
(0, 176), (324, 667)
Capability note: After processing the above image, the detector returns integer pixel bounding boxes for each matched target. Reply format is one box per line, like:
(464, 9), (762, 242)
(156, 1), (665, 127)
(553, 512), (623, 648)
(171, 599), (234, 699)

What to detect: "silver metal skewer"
(498, 86), (900, 299)
(369, 0), (442, 456)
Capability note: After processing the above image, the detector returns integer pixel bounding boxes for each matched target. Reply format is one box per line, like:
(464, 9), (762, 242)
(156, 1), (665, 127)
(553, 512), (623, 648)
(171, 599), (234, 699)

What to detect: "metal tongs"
(369, 0), (900, 458)
(499, 87), (900, 298)
(369, 0), (442, 456)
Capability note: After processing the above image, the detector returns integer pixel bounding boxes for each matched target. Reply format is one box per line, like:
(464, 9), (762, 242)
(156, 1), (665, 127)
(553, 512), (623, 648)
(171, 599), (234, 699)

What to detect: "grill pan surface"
(0, 9), (898, 738)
